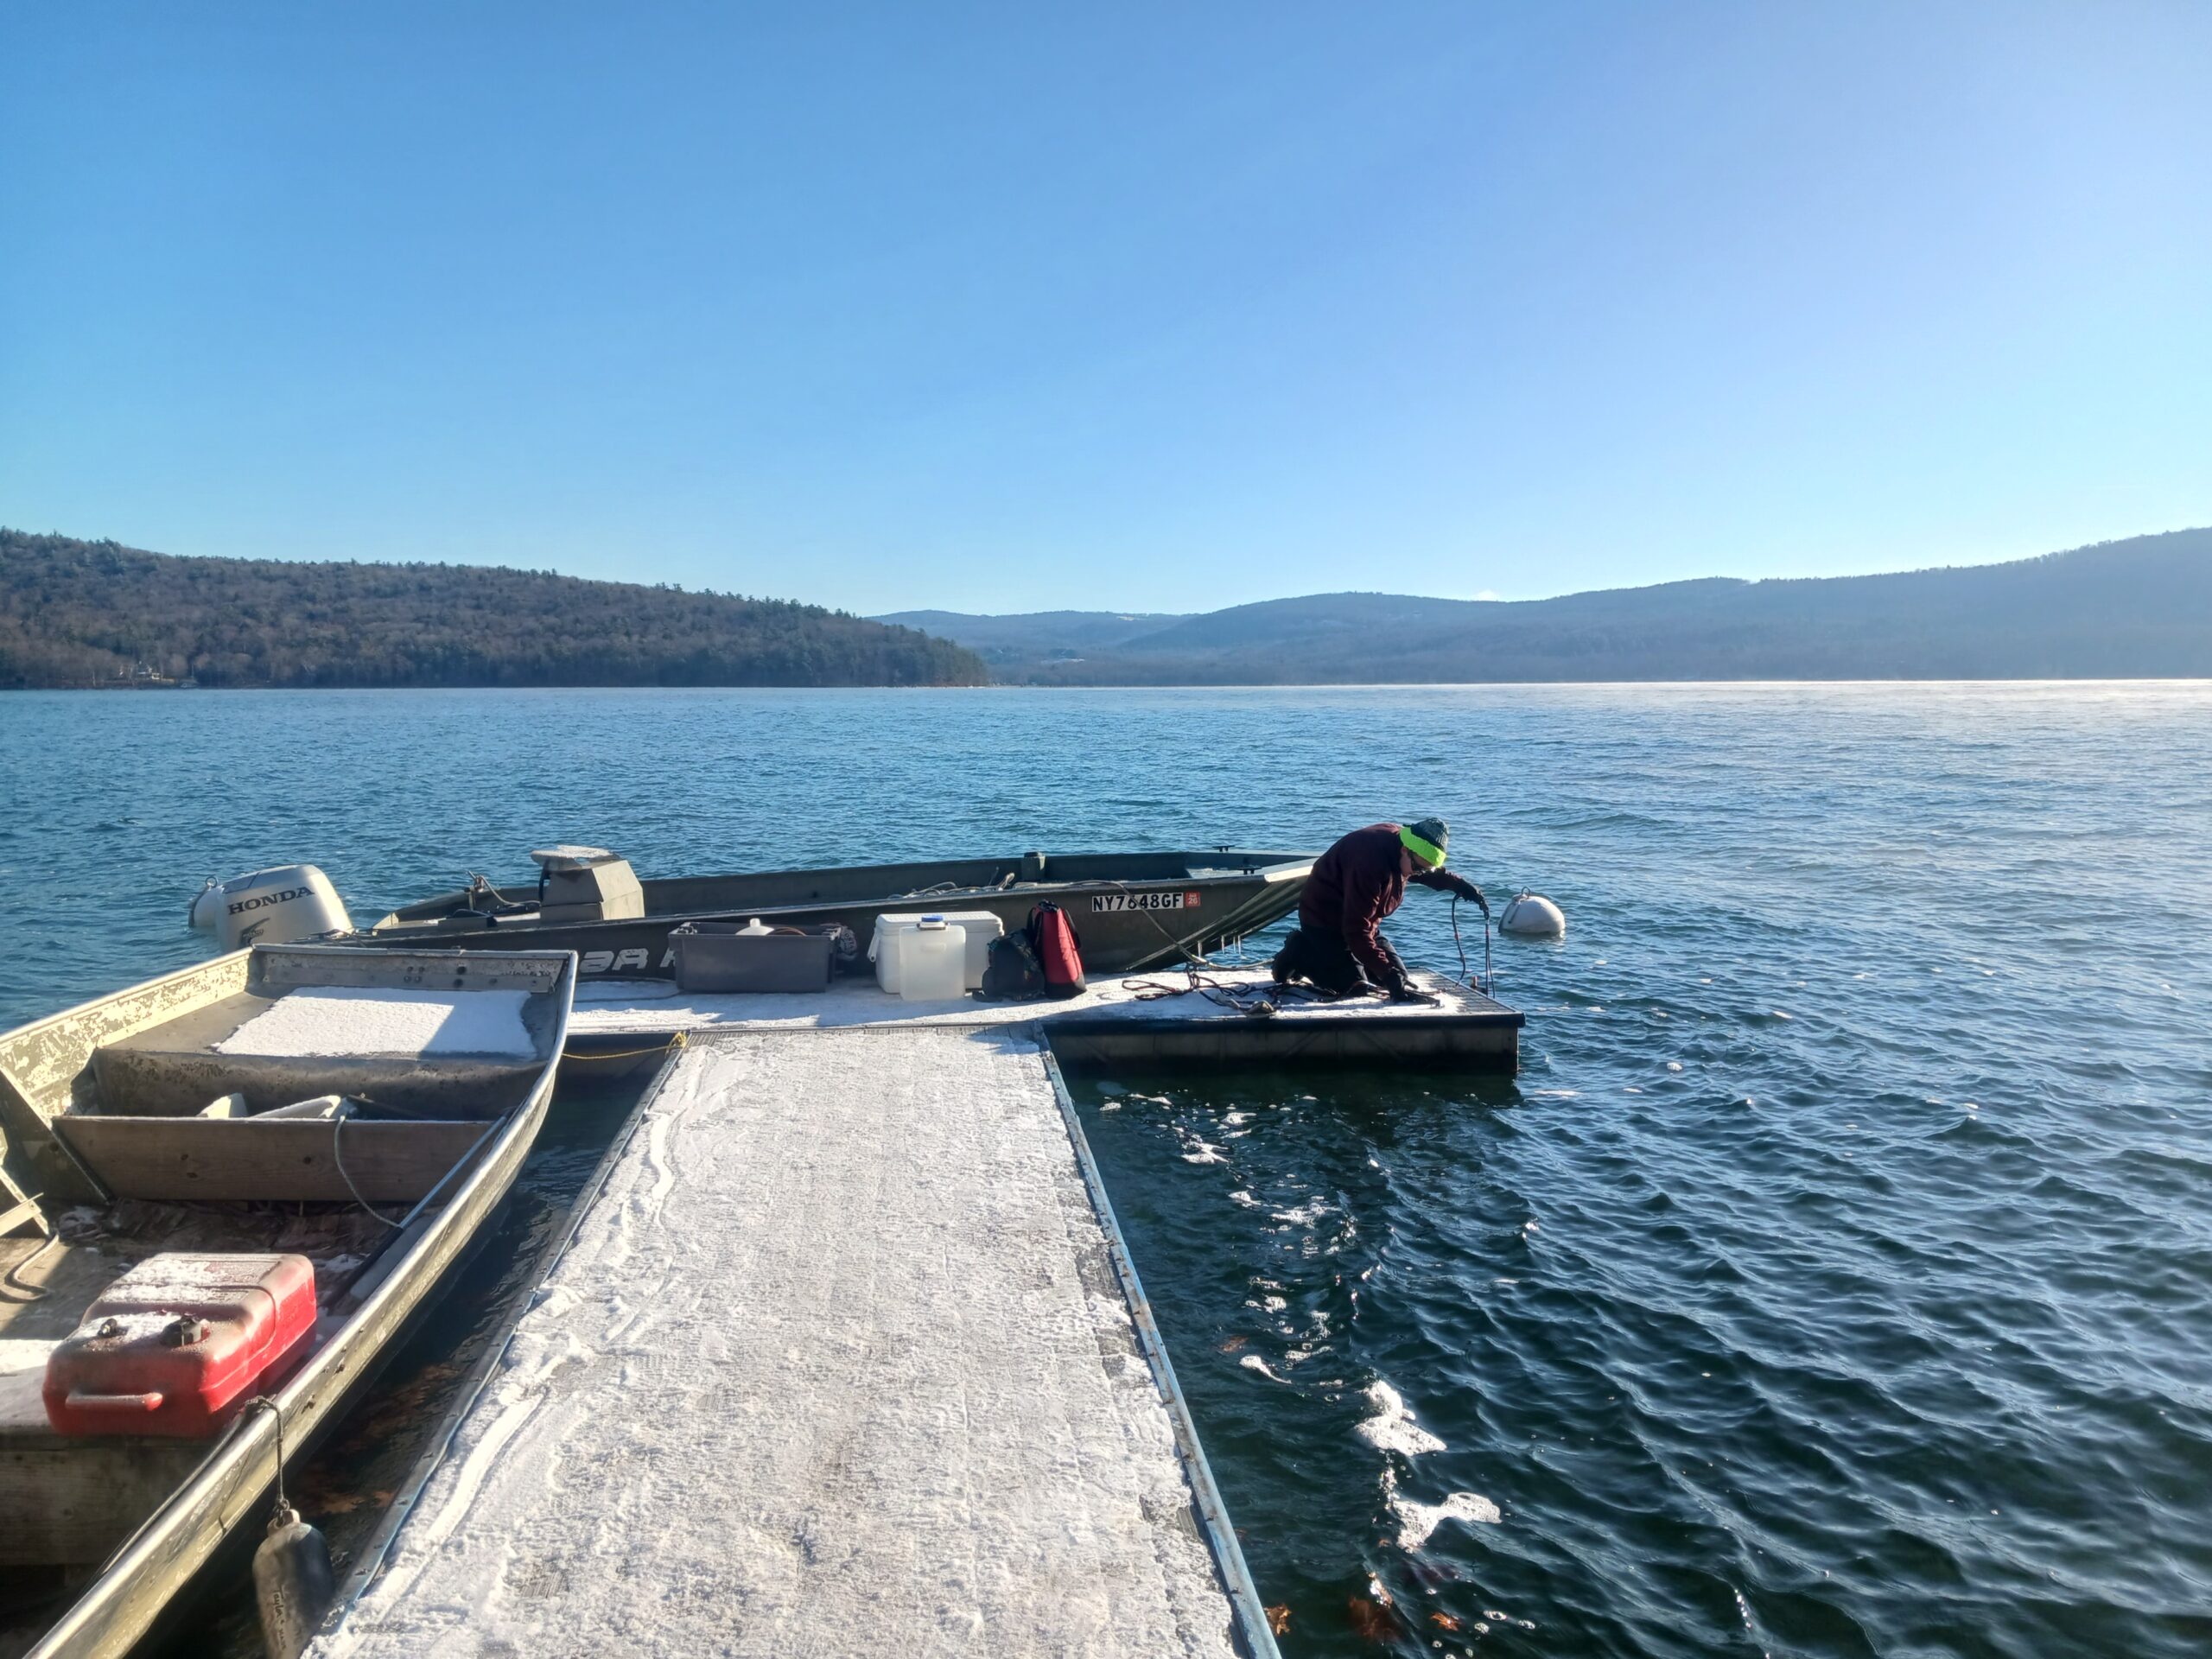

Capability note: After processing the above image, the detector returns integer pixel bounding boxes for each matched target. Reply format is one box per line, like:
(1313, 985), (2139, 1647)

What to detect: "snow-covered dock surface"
(568, 966), (1514, 1036)
(313, 1028), (1248, 1659)
(567, 968), (1522, 1073)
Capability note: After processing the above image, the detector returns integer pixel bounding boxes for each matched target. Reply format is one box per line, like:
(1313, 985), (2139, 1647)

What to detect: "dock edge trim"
(1041, 1049), (1284, 1659)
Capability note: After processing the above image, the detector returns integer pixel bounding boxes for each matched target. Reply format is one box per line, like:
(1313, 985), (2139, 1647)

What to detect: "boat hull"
(352, 850), (1315, 981)
(1, 946), (575, 1659)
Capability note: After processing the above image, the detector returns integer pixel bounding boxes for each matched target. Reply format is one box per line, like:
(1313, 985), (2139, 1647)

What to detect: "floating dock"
(316, 1027), (1275, 1656)
(565, 966), (1522, 1072)
(314, 972), (1517, 1656)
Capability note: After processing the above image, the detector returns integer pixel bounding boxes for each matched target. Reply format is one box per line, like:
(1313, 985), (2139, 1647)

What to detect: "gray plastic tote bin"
(671, 921), (836, 993)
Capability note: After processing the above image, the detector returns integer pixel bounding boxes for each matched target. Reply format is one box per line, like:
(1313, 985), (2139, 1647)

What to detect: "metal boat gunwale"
(376, 848), (1315, 927)
(2, 944), (576, 1659)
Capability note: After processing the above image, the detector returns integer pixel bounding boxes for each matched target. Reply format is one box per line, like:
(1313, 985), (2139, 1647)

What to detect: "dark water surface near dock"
(3, 684), (2208, 1657)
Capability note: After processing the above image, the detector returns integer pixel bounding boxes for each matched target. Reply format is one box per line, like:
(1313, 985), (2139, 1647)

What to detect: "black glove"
(1451, 874), (1488, 914)
(1388, 982), (1440, 1005)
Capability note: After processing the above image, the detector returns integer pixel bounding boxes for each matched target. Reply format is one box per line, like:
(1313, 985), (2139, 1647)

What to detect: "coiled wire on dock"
(1099, 880), (1293, 1016)
(1119, 968), (1289, 1017)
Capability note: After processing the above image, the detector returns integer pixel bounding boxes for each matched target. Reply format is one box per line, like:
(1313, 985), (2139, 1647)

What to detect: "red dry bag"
(1027, 901), (1086, 999)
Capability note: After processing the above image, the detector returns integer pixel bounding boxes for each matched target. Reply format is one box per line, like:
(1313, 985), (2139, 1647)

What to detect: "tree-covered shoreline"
(0, 531), (987, 690)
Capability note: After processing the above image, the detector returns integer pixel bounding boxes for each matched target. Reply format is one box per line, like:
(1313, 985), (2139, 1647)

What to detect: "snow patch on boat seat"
(215, 988), (535, 1058)
(0, 1338), (55, 1434)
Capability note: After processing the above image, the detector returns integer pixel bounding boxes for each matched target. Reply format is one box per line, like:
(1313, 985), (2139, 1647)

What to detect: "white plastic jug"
(871, 909), (1004, 990)
(739, 917), (772, 937)
(895, 918), (967, 1002)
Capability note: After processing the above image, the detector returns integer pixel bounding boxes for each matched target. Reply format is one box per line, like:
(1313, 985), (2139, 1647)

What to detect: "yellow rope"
(562, 1030), (690, 1063)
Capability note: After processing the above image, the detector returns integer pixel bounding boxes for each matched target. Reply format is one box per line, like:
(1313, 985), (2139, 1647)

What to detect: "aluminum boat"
(0, 944), (575, 1659)
(347, 848), (1315, 981)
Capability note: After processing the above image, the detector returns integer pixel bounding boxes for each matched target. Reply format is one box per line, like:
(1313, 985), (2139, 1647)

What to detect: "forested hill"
(0, 531), (987, 690)
(885, 529), (2212, 683)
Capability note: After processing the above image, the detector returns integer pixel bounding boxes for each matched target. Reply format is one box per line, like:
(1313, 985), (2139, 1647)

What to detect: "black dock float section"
(1044, 998), (1522, 1070)
(556, 968), (1523, 1075)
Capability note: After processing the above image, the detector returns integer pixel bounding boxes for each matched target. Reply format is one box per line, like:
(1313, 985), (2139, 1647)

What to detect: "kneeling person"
(1272, 817), (1484, 1001)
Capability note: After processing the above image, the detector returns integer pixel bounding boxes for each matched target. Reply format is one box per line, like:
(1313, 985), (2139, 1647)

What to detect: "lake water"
(3, 684), (2209, 1657)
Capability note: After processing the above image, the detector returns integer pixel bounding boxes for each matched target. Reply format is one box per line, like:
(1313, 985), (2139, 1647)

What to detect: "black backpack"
(979, 931), (1049, 1000)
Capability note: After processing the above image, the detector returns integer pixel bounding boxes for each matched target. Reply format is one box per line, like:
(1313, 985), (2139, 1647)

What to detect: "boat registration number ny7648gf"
(1091, 891), (1202, 912)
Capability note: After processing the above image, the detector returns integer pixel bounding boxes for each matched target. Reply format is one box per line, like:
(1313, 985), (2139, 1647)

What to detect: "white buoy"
(1499, 892), (1566, 938)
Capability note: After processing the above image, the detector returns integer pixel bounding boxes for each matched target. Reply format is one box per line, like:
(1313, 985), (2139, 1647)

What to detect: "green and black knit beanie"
(1400, 817), (1449, 868)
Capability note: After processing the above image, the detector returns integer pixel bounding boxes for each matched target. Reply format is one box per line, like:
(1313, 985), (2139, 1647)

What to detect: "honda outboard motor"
(188, 866), (353, 950)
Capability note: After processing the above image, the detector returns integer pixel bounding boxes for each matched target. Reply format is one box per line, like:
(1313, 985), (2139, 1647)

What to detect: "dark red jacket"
(1300, 823), (1463, 986)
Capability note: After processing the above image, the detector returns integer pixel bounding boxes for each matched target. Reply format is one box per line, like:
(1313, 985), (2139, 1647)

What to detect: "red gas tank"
(45, 1254), (317, 1438)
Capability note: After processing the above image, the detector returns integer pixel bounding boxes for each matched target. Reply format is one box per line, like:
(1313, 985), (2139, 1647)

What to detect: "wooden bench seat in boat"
(42, 972), (557, 1203)
(51, 1113), (502, 1204)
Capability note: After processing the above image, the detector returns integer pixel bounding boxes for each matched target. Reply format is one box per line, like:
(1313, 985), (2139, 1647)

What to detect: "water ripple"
(6, 683), (2210, 1656)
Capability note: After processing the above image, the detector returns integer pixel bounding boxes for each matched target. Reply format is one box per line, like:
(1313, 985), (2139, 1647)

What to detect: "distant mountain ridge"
(880, 531), (2212, 683)
(8, 526), (2201, 690)
(1, 530), (988, 690)
(874, 608), (1185, 670)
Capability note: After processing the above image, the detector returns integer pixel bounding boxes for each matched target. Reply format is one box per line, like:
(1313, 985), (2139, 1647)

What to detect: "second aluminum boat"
(345, 847), (1315, 981)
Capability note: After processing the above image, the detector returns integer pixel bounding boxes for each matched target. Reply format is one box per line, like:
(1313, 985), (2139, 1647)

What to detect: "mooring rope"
(1447, 893), (1496, 996)
(243, 1396), (291, 1512)
(561, 1031), (690, 1064)
(1116, 962), (1347, 1018)
(1095, 879), (1235, 973)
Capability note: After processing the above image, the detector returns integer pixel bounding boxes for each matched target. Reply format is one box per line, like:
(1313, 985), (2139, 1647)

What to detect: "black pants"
(1273, 926), (1379, 995)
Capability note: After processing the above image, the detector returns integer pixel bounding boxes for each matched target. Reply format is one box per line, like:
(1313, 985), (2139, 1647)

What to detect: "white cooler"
(872, 909), (1005, 992)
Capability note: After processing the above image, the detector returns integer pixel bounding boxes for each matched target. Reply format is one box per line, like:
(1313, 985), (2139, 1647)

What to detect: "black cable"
(0, 1226), (59, 1302)
(1120, 969), (1312, 1017)
(331, 1112), (404, 1230)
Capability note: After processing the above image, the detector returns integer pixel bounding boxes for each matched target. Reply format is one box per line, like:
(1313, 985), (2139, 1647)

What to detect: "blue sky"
(3, 3), (2207, 614)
